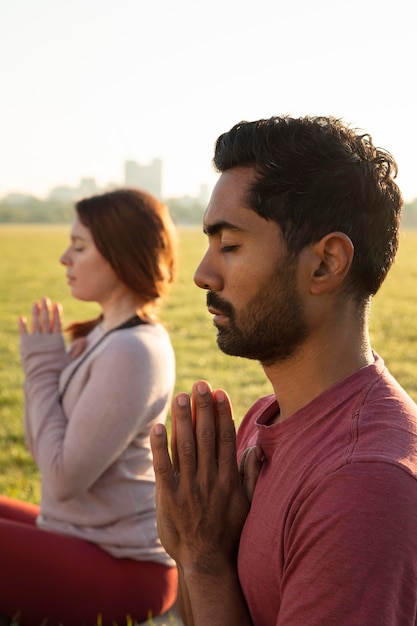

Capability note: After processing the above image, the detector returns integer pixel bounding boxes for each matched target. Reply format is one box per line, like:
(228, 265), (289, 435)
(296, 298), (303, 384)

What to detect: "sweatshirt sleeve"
(20, 333), (68, 457)
(21, 330), (172, 502)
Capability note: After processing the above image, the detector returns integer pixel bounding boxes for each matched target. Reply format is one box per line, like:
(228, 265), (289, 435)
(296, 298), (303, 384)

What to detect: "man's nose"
(194, 251), (223, 291)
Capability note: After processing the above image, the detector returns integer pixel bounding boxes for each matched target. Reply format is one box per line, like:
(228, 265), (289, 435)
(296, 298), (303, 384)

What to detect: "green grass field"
(0, 224), (416, 504)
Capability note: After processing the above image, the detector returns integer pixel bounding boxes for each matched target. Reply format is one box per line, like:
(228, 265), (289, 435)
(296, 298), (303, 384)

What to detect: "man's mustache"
(206, 291), (235, 318)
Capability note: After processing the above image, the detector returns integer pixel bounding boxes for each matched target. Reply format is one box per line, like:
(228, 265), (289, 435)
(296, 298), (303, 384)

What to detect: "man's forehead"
(202, 200), (272, 239)
(202, 217), (246, 237)
(202, 167), (257, 234)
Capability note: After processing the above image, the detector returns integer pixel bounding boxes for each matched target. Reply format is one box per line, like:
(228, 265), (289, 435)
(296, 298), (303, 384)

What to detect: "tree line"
(0, 196), (417, 228)
(0, 196), (206, 226)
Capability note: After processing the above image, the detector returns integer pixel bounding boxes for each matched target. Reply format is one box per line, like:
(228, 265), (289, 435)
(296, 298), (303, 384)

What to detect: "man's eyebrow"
(203, 221), (244, 236)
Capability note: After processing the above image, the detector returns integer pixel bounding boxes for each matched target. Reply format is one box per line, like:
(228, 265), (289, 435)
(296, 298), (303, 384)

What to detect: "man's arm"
(150, 380), (255, 626)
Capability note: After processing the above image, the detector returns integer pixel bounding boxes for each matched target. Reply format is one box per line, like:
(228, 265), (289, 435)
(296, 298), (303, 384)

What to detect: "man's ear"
(309, 232), (354, 295)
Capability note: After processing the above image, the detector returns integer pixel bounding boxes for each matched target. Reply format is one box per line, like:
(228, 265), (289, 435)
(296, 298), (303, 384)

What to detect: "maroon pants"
(0, 496), (177, 626)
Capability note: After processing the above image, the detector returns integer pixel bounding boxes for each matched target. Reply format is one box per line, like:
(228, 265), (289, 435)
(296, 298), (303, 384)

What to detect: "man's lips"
(207, 306), (228, 323)
(206, 292), (233, 323)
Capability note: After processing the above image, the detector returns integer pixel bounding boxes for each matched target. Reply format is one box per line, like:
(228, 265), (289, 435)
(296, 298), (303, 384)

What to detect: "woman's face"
(60, 218), (123, 304)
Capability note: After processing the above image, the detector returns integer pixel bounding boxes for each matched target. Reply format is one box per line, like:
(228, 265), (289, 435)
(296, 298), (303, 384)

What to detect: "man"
(150, 115), (417, 625)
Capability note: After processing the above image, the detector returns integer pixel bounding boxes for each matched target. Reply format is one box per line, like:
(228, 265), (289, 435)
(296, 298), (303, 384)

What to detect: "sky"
(1, 0), (416, 202)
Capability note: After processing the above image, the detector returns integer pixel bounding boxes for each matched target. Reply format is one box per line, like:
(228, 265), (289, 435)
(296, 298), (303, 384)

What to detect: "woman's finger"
(52, 302), (63, 334)
(30, 302), (41, 334)
(18, 316), (28, 335)
(40, 297), (52, 333)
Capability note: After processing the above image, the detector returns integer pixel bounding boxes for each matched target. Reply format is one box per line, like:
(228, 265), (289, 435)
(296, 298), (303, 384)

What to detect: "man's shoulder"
(361, 361), (417, 422)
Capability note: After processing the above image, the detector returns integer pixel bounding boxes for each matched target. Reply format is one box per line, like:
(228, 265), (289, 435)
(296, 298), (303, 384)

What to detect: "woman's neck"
(100, 293), (145, 332)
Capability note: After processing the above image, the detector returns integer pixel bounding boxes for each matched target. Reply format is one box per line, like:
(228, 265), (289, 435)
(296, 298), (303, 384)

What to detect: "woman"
(0, 189), (178, 625)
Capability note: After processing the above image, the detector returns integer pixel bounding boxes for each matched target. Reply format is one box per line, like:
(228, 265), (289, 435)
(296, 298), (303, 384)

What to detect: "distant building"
(124, 158), (163, 199)
(76, 177), (99, 199)
(49, 186), (76, 202)
(2, 160), (213, 215)
(48, 178), (100, 202)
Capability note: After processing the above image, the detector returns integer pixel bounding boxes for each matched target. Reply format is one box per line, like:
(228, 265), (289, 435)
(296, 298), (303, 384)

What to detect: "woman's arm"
(20, 298), (173, 501)
(19, 298), (67, 457)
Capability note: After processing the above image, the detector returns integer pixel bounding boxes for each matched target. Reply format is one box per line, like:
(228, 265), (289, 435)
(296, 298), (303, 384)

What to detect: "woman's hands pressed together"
(19, 297), (63, 336)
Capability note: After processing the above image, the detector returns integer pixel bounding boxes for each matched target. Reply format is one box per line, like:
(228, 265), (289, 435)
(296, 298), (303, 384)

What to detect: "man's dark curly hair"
(213, 115), (403, 300)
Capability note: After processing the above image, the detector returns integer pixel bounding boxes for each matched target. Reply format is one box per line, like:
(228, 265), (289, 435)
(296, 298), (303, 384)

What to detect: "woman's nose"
(60, 249), (70, 266)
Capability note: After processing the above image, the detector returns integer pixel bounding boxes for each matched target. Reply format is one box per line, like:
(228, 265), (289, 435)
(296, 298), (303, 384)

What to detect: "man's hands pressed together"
(150, 381), (262, 625)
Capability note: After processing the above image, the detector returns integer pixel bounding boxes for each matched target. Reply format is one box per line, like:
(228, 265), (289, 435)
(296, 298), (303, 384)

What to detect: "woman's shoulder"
(104, 322), (173, 356)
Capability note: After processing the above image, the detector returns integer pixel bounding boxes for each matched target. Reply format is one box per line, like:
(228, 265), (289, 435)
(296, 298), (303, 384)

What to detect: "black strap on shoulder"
(59, 315), (147, 404)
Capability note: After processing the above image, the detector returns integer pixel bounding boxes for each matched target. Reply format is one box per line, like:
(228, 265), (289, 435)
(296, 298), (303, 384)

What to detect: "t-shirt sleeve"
(277, 461), (417, 625)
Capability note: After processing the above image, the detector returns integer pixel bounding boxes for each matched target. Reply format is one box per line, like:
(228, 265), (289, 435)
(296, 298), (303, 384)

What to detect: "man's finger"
(192, 381), (217, 472)
(150, 423), (176, 491)
(170, 395), (179, 474)
(171, 392), (197, 478)
(213, 389), (237, 473)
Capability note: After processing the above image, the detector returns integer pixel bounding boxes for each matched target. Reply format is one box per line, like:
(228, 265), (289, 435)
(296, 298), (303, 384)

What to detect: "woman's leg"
(0, 495), (39, 525)
(0, 515), (177, 626)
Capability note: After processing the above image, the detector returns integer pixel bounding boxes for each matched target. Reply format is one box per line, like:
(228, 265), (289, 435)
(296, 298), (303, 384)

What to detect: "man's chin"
(216, 334), (244, 358)
(216, 333), (278, 362)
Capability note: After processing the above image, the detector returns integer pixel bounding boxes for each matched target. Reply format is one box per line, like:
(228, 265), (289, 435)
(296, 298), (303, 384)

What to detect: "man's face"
(194, 167), (308, 365)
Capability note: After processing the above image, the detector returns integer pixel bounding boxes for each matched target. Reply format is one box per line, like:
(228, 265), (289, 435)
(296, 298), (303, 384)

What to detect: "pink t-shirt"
(237, 354), (417, 626)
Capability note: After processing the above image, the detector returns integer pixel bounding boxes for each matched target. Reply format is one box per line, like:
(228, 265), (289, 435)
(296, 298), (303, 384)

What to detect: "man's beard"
(206, 259), (308, 366)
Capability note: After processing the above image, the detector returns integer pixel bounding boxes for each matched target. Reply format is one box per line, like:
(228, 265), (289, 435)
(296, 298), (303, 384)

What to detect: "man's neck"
(262, 330), (373, 424)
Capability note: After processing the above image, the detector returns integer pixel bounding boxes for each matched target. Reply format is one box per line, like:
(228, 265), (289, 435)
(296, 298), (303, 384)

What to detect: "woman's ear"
(310, 232), (354, 295)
